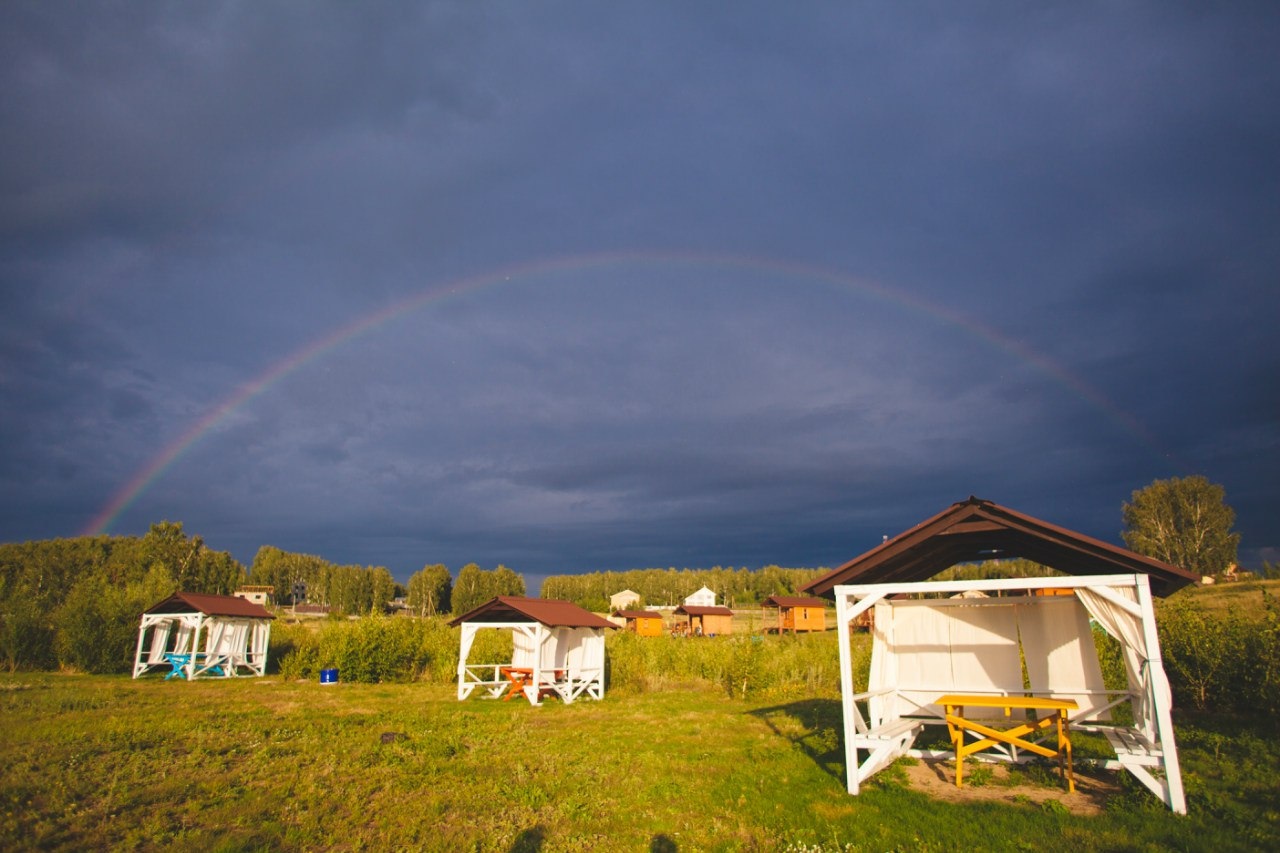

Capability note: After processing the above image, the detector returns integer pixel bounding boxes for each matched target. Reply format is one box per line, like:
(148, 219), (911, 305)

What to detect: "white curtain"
(871, 601), (1021, 720)
(1075, 586), (1155, 735)
(870, 598), (1108, 721)
(172, 621), (194, 655)
(512, 626), (538, 668)
(458, 624), (479, 671)
(147, 620), (172, 663)
(1018, 597), (1109, 719)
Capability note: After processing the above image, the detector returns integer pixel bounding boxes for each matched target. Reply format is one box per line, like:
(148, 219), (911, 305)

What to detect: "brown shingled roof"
(761, 595), (827, 609)
(802, 496), (1198, 599)
(448, 596), (617, 629)
(143, 592), (275, 619)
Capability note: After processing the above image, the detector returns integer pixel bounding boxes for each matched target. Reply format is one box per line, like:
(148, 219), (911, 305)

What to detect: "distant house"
(683, 586), (717, 608)
(610, 589), (641, 611)
(674, 605), (733, 637)
(762, 595), (827, 633)
(615, 609), (664, 637)
(233, 585), (275, 607)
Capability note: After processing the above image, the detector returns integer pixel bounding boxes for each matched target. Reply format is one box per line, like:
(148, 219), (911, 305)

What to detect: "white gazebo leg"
(1137, 576), (1186, 814)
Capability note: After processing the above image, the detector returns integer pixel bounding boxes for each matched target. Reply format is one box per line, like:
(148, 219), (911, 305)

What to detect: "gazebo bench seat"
(860, 717), (925, 742)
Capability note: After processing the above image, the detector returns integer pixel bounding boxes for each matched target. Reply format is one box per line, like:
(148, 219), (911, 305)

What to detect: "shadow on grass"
(650, 833), (678, 852)
(509, 825), (545, 852)
(748, 698), (845, 781)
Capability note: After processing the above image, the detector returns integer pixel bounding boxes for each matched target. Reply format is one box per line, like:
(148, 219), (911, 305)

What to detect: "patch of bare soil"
(902, 758), (1121, 816)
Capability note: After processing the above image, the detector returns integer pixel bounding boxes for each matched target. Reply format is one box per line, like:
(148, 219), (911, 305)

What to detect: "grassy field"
(3, 673), (1278, 852)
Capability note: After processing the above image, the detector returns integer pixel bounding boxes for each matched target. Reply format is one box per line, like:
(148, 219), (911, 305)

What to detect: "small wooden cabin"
(615, 609), (664, 637)
(674, 604), (733, 636)
(762, 595), (828, 633)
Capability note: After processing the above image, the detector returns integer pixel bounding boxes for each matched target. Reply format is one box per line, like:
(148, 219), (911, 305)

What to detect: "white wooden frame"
(456, 621), (607, 707)
(133, 611), (271, 680)
(834, 573), (1185, 813)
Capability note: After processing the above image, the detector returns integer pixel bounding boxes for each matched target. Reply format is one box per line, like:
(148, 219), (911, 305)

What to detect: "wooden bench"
(861, 717), (925, 742)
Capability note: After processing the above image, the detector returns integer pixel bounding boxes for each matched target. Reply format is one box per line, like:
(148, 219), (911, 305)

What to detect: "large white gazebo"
(804, 497), (1198, 813)
(133, 592), (274, 680)
(450, 596), (616, 706)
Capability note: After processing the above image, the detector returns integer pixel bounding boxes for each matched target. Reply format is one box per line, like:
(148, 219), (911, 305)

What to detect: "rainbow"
(81, 250), (1177, 536)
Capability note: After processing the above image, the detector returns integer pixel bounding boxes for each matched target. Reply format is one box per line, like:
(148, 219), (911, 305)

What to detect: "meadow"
(3, 581), (1278, 851)
(3, 667), (1278, 851)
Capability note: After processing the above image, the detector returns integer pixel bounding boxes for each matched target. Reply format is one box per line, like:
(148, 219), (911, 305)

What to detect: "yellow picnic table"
(937, 694), (1078, 792)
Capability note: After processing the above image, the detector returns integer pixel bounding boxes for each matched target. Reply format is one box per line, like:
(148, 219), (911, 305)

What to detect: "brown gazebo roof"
(448, 596), (616, 629)
(143, 592), (275, 620)
(803, 496), (1198, 599)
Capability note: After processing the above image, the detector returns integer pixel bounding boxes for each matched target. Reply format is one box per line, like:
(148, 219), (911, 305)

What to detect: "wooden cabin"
(762, 595), (828, 633)
(615, 609), (664, 637)
(674, 604), (733, 636)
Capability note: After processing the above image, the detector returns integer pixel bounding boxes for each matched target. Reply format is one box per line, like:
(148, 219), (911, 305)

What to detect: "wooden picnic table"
(498, 667), (564, 702)
(937, 694), (1078, 792)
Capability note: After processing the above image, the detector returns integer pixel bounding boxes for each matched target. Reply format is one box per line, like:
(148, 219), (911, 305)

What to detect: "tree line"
(403, 562), (524, 617)
(0, 521), (245, 672)
(247, 545), (398, 616)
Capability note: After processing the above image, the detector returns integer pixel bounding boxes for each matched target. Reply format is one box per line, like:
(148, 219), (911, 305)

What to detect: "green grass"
(3, 674), (1279, 852)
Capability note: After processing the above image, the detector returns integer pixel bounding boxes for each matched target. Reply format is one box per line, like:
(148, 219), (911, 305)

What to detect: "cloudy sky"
(3, 2), (1277, 587)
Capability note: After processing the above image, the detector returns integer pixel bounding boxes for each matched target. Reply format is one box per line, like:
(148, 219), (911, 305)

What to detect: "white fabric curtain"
(203, 620), (229, 658)
(1018, 597), (1109, 719)
(458, 624), (479, 671)
(946, 603), (1024, 694)
(512, 626), (538, 668)
(172, 621), (194, 655)
(871, 601), (1022, 720)
(147, 620), (172, 663)
(1075, 586), (1154, 734)
(250, 621), (270, 663)
(870, 598), (1109, 721)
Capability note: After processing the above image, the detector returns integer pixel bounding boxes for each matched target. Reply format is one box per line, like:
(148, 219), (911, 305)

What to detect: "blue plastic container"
(320, 668), (339, 684)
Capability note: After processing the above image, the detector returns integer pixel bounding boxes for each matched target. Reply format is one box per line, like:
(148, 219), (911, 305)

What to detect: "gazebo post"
(835, 589), (861, 794)
(1137, 575), (1186, 814)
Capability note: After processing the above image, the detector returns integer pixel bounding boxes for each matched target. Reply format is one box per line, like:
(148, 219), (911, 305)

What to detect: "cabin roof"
(761, 595), (828, 609)
(803, 496), (1198, 599)
(674, 605), (734, 616)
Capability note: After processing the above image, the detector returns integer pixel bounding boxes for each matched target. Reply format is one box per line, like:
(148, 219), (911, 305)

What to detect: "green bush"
(1158, 590), (1280, 715)
(606, 630), (859, 700)
(271, 616), (513, 684)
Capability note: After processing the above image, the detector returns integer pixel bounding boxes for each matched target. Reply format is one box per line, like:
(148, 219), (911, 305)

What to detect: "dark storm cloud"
(1, 2), (1276, 579)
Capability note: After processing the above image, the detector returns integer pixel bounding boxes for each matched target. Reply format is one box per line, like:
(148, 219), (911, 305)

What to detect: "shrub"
(1158, 590), (1280, 715)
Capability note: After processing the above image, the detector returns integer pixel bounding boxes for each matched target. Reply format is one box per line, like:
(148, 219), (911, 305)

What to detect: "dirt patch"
(902, 758), (1121, 816)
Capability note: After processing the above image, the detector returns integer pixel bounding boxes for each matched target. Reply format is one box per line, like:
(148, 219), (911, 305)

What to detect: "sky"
(2, 2), (1277, 590)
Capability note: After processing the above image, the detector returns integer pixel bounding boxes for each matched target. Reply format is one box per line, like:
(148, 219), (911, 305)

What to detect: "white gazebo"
(450, 596), (617, 706)
(804, 497), (1198, 813)
(133, 592), (275, 680)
